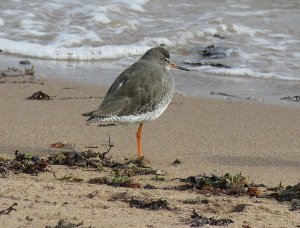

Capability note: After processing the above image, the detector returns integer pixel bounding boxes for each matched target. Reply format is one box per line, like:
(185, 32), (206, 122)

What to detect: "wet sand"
(0, 72), (299, 227)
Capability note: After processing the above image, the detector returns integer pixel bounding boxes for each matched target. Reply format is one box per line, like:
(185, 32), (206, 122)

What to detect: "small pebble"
(155, 169), (164, 175)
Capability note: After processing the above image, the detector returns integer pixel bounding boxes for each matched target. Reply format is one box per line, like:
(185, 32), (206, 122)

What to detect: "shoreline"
(1, 53), (300, 107)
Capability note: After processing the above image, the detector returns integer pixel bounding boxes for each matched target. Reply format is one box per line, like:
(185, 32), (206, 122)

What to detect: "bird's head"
(141, 47), (189, 71)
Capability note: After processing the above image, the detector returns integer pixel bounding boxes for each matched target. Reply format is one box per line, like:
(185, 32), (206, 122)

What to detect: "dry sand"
(0, 72), (299, 227)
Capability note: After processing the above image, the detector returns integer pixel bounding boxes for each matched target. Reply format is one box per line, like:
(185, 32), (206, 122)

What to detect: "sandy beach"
(0, 69), (299, 227)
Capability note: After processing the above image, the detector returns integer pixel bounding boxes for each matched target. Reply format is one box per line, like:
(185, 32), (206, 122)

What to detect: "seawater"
(0, 0), (300, 103)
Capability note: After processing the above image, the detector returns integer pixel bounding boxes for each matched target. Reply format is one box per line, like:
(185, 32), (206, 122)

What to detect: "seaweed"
(3, 151), (49, 174)
(27, 90), (51, 100)
(89, 175), (141, 188)
(152, 175), (166, 181)
(281, 95), (300, 102)
(46, 219), (83, 228)
(198, 45), (230, 58)
(182, 198), (209, 205)
(180, 172), (258, 196)
(143, 184), (157, 189)
(0, 203), (17, 215)
(170, 159), (181, 166)
(189, 209), (234, 227)
(129, 198), (171, 210)
(271, 182), (300, 202)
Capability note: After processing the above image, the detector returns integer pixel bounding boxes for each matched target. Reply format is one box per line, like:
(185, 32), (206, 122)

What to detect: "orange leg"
(136, 123), (144, 159)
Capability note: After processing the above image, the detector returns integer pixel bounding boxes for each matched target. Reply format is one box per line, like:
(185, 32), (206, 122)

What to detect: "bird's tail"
(81, 110), (94, 117)
(82, 110), (111, 125)
(82, 110), (97, 125)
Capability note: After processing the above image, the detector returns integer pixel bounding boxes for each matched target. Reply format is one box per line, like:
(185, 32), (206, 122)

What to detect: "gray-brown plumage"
(83, 46), (189, 158)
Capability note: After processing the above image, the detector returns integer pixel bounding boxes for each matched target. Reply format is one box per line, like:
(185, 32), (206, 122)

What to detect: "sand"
(0, 71), (299, 227)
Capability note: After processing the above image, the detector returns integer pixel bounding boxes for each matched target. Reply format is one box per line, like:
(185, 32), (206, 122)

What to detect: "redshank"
(83, 47), (189, 159)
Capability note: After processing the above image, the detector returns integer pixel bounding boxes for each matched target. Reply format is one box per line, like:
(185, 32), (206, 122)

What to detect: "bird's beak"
(170, 63), (189, 71)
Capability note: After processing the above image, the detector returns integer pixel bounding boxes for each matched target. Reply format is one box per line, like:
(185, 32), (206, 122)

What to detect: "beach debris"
(85, 146), (98, 149)
(170, 158), (181, 166)
(144, 184), (157, 189)
(129, 198), (171, 210)
(180, 173), (253, 195)
(182, 198), (209, 205)
(49, 137), (113, 168)
(0, 166), (8, 178)
(0, 203), (17, 215)
(89, 175), (141, 188)
(27, 90), (51, 100)
(53, 173), (84, 183)
(26, 216), (33, 223)
(247, 187), (262, 197)
(19, 60), (31, 65)
(46, 219), (83, 228)
(108, 192), (129, 202)
(100, 134), (114, 158)
(86, 190), (99, 199)
(0, 156), (9, 177)
(48, 151), (101, 168)
(47, 146), (156, 177)
(201, 199), (209, 204)
(267, 181), (285, 191)
(98, 123), (117, 127)
(1, 151), (49, 174)
(152, 175), (166, 181)
(188, 209), (234, 227)
(184, 61), (231, 68)
(112, 164), (156, 177)
(182, 199), (199, 205)
(213, 34), (225, 39)
(280, 95), (300, 102)
(198, 45), (230, 58)
(242, 225), (251, 228)
(50, 142), (74, 149)
(155, 169), (164, 175)
(290, 199), (300, 211)
(0, 66), (34, 78)
(231, 203), (248, 213)
(209, 91), (254, 100)
(271, 182), (300, 201)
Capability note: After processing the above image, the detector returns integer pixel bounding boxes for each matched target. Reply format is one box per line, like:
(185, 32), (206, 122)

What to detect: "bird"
(83, 47), (189, 159)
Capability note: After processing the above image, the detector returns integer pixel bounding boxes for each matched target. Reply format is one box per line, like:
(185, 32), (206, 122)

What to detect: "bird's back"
(86, 58), (174, 124)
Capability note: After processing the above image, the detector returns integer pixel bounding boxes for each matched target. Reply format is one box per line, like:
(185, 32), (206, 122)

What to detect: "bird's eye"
(162, 58), (170, 63)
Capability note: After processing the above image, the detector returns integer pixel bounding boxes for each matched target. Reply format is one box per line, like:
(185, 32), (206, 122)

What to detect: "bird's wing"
(89, 61), (166, 118)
